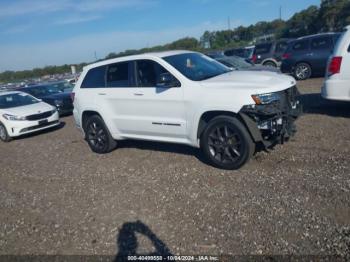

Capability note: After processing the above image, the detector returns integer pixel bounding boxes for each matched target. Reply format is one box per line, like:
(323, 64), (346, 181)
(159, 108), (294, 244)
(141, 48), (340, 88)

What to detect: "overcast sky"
(0, 0), (320, 71)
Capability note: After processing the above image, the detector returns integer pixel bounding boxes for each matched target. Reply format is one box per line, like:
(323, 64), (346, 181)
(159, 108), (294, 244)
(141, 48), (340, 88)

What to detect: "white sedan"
(0, 91), (60, 142)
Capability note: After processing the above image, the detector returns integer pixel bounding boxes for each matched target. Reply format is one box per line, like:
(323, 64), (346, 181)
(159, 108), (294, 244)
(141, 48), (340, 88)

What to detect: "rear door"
(90, 61), (141, 136)
(310, 35), (334, 75)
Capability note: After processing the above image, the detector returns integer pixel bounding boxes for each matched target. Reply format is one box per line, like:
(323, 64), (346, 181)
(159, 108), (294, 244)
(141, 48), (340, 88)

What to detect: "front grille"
(20, 120), (59, 133)
(26, 111), (54, 121)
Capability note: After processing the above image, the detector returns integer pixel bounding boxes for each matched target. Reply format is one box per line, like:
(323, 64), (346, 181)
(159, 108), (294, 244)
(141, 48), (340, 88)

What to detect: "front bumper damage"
(239, 86), (302, 149)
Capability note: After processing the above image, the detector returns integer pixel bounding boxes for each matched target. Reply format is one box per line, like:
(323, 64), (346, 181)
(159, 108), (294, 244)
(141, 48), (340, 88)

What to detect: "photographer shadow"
(115, 221), (173, 262)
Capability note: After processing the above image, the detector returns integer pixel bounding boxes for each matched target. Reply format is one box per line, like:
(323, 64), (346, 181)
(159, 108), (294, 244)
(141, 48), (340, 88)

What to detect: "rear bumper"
(321, 79), (350, 101)
(57, 106), (73, 116)
(239, 86), (302, 148)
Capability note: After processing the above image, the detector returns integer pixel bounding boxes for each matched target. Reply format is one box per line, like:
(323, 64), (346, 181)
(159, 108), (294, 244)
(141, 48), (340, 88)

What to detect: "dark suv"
(251, 39), (292, 67)
(281, 33), (341, 80)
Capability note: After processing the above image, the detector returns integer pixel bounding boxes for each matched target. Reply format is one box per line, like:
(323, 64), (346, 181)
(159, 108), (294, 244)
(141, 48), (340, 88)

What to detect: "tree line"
(1, 0), (349, 83)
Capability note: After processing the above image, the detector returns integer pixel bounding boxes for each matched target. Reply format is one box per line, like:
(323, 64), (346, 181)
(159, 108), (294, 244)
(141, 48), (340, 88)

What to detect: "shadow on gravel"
(115, 221), (173, 262)
(117, 140), (211, 165)
(299, 93), (350, 118)
(14, 121), (66, 140)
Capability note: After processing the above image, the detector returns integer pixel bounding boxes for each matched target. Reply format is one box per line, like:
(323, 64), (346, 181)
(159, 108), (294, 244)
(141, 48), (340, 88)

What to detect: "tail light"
(282, 53), (291, 59)
(252, 54), (257, 63)
(70, 92), (75, 102)
(328, 56), (342, 76)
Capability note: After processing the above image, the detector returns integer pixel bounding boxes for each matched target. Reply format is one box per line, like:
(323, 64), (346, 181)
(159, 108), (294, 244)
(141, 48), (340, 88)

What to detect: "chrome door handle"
(134, 93), (144, 96)
(98, 93), (106, 95)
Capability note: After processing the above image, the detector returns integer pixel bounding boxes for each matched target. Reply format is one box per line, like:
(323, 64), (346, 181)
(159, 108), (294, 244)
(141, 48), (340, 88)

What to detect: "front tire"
(84, 115), (116, 154)
(0, 123), (12, 142)
(200, 116), (255, 170)
(294, 63), (312, 80)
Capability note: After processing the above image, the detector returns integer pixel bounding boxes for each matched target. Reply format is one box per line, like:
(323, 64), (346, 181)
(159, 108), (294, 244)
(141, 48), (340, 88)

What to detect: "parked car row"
(15, 82), (74, 116)
(223, 31), (345, 81)
(1, 26), (348, 170)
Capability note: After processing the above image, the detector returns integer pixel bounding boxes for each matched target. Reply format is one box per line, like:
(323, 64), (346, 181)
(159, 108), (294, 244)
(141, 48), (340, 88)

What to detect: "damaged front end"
(239, 86), (302, 149)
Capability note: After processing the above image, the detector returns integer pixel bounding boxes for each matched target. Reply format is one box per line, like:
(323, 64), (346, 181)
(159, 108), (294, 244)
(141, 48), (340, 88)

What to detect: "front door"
(128, 59), (187, 140)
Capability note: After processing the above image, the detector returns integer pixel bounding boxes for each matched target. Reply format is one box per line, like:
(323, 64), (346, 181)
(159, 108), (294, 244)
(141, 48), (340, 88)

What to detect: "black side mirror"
(157, 73), (179, 88)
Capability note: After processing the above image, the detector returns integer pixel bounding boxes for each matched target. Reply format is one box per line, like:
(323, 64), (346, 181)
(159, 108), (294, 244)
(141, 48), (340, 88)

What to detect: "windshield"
(0, 93), (39, 109)
(163, 53), (231, 81)
(25, 85), (63, 97)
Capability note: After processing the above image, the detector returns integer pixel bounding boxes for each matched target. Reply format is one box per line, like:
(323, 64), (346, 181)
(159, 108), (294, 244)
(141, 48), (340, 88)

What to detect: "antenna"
(94, 51), (97, 61)
(279, 6), (282, 20)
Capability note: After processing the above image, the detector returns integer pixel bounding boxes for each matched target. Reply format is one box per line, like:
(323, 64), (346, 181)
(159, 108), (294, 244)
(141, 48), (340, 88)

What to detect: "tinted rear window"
(81, 66), (106, 88)
(293, 40), (309, 51)
(106, 62), (130, 87)
(311, 36), (332, 50)
(255, 43), (272, 54)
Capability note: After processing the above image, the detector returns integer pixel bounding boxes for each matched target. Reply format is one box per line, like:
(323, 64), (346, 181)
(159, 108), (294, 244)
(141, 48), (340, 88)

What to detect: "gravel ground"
(0, 78), (349, 258)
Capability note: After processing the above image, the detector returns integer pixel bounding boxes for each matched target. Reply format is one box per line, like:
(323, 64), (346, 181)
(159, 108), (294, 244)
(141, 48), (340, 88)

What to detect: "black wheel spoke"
(208, 124), (242, 165)
(88, 121), (107, 150)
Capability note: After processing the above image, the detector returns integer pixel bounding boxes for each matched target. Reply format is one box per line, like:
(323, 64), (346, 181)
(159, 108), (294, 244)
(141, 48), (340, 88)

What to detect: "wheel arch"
(262, 58), (278, 66)
(195, 110), (264, 146)
(81, 110), (103, 130)
(196, 110), (240, 139)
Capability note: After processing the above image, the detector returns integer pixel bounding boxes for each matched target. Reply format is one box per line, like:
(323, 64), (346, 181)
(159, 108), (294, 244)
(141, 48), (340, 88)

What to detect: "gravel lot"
(0, 78), (349, 258)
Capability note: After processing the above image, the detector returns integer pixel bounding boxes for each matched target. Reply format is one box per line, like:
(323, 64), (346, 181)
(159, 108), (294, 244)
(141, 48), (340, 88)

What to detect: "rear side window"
(275, 41), (288, 53)
(81, 66), (106, 88)
(311, 36), (332, 50)
(255, 43), (272, 54)
(293, 40), (309, 51)
(106, 62), (130, 87)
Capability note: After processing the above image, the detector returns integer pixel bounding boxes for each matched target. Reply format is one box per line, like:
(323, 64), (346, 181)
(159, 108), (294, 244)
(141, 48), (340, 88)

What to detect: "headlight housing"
(2, 114), (26, 121)
(251, 92), (281, 105)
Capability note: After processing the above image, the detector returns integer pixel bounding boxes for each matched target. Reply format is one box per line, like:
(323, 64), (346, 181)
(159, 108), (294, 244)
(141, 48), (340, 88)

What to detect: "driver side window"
(136, 60), (179, 87)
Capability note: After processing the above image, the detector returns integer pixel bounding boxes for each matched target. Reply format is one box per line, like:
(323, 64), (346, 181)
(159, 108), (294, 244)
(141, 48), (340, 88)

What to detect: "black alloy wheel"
(201, 116), (254, 170)
(84, 115), (116, 154)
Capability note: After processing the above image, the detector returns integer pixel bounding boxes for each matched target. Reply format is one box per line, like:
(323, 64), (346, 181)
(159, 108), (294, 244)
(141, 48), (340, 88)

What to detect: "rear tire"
(294, 63), (312, 80)
(0, 123), (12, 142)
(84, 115), (116, 154)
(200, 116), (255, 170)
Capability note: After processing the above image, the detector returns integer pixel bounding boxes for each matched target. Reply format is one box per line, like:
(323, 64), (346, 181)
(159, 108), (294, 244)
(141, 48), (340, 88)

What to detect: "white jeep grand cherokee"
(73, 51), (301, 169)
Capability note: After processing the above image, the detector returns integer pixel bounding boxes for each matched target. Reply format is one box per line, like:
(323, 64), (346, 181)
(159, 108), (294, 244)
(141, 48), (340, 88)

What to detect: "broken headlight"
(251, 92), (281, 105)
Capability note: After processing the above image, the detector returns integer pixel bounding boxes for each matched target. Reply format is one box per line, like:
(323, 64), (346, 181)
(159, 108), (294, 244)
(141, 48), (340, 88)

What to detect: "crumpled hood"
(200, 70), (296, 93)
(1, 102), (54, 117)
